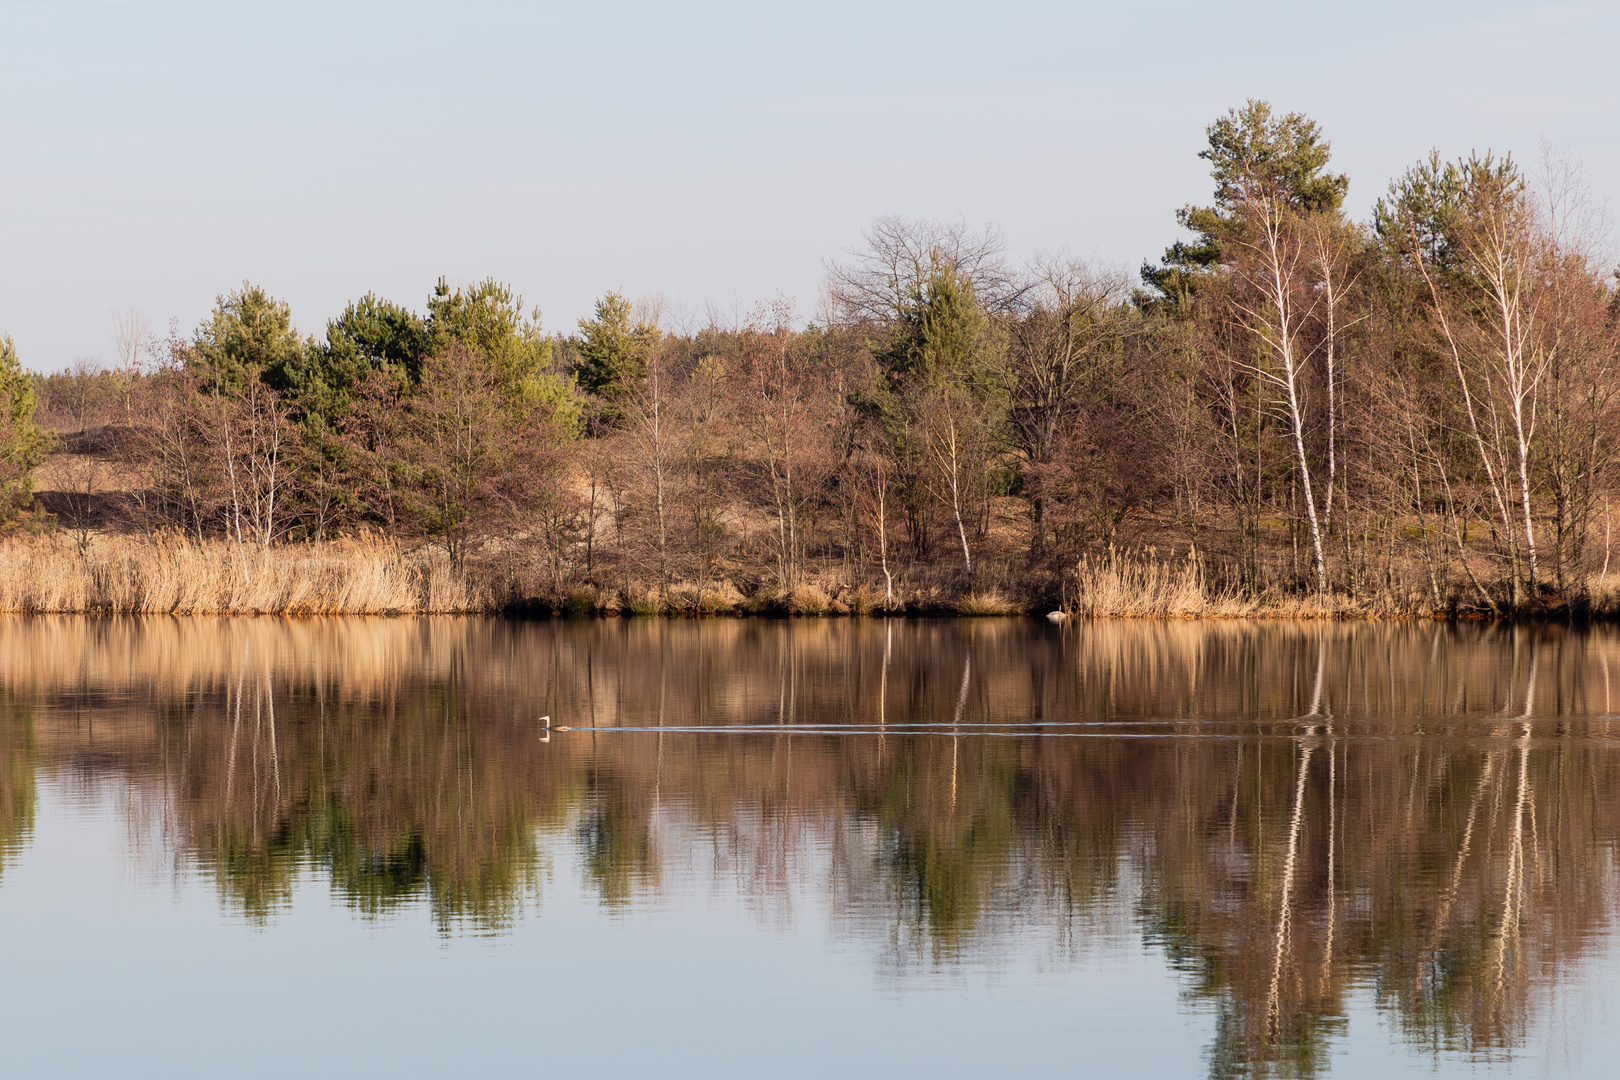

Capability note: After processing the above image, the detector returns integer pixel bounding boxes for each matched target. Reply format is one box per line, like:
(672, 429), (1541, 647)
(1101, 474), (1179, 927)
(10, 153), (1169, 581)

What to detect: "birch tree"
(919, 383), (989, 576)
(1148, 101), (1356, 594)
(1223, 196), (1357, 594)
(1379, 154), (1554, 604)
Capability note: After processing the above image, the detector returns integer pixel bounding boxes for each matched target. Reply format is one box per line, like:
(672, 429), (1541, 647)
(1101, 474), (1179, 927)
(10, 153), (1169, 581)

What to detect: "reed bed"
(2, 534), (1605, 620)
(1070, 546), (1408, 619)
(0, 534), (486, 614)
(1073, 547), (1228, 617)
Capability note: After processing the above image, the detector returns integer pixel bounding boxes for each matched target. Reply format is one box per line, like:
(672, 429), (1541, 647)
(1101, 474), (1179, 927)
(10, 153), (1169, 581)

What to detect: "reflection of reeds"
(0, 534), (486, 613)
(0, 614), (498, 710)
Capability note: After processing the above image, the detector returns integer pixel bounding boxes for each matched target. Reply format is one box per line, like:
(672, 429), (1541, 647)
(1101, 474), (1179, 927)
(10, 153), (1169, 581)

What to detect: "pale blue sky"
(2, 0), (1615, 370)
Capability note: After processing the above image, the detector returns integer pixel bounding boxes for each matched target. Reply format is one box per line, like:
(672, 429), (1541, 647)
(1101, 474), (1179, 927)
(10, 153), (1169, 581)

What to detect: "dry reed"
(957, 589), (1019, 616)
(1072, 547), (1222, 617)
(0, 534), (488, 614)
(1070, 546), (1409, 619)
(0, 535), (1558, 620)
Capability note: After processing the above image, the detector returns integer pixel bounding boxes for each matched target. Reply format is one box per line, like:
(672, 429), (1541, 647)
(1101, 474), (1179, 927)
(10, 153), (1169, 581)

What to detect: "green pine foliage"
(0, 336), (50, 526)
(314, 293), (430, 411)
(1374, 150), (1525, 274)
(424, 277), (583, 434)
(574, 292), (657, 403)
(188, 283), (313, 395)
(861, 262), (1006, 441)
(1139, 99), (1349, 313)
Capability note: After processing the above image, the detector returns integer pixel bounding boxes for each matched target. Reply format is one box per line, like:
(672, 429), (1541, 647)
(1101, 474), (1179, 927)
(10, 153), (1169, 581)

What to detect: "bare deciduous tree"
(1005, 258), (1132, 553)
(730, 301), (838, 589)
(824, 215), (1016, 326)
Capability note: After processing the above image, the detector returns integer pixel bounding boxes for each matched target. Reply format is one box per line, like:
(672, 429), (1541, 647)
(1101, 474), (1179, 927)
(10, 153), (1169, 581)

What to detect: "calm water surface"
(2, 616), (1619, 1078)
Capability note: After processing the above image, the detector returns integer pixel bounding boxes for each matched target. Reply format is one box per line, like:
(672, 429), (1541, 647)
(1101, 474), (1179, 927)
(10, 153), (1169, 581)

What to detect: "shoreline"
(0, 533), (1607, 621)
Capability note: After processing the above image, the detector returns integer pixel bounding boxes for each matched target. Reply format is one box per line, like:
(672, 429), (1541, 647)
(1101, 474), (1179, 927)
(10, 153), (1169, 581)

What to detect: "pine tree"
(1139, 100), (1348, 314)
(0, 335), (49, 526)
(189, 283), (311, 394)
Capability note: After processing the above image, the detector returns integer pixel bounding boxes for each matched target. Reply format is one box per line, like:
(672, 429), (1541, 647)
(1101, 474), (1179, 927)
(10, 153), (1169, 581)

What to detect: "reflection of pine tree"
(0, 693), (36, 886)
(148, 635), (553, 931)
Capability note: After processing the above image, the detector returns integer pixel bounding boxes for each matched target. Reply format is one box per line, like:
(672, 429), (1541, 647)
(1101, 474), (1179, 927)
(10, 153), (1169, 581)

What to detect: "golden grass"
(1588, 575), (1620, 616)
(956, 589), (1020, 616)
(0, 535), (1533, 619)
(737, 582), (836, 615)
(0, 534), (487, 614)
(845, 584), (885, 616)
(1072, 547), (1222, 617)
(1069, 547), (1417, 619)
(676, 579), (747, 616)
(786, 583), (833, 615)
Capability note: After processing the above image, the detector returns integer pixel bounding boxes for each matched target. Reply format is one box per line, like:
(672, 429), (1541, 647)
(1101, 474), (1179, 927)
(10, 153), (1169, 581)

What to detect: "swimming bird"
(1047, 611), (1069, 623)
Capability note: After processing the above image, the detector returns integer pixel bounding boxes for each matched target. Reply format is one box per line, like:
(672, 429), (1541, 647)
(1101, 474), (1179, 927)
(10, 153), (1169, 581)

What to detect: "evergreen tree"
(324, 293), (428, 390)
(425, 278), (549, 396)
(1139, 100), (1348, 313)
(1372, 150), (1521, 275)
(424, 277), (582, 435)
(188, 283), (311, 394)
(857, 262), (1007, 563)
(0, 335), (50, 526)
(574, 291), (656, 402)
(877, 265), (1000, 400)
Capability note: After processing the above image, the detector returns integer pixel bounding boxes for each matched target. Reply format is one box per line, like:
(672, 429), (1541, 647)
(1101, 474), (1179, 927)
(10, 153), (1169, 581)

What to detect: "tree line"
(5, 99), (1619, 614)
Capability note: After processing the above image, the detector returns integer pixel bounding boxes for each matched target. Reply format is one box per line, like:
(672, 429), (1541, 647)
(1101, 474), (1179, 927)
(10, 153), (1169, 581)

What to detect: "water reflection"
(0, 690), (34, 886)
(1, 616), (1618, 1076)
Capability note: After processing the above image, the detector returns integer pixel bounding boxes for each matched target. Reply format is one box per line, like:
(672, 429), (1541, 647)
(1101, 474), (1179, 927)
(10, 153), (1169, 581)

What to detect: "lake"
(1, 616), (1618, 1078)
